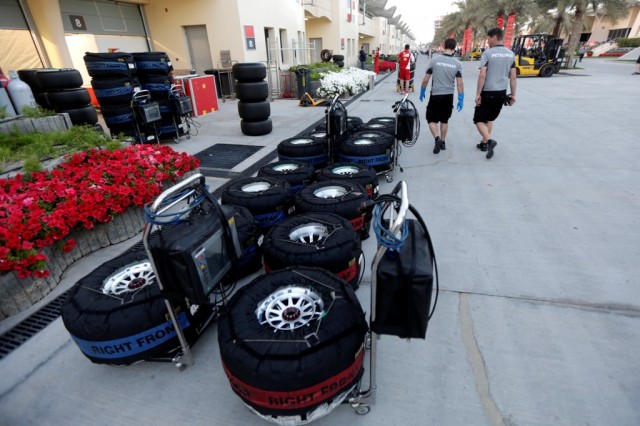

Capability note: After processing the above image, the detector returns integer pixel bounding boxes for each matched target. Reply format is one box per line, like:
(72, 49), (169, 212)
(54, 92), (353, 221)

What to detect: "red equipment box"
(175, 75), (218, 117)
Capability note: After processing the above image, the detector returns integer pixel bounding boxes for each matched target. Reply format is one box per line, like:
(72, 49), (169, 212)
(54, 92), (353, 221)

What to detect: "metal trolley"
(348, 180), (438, 415)
(141, 174), (241, 369)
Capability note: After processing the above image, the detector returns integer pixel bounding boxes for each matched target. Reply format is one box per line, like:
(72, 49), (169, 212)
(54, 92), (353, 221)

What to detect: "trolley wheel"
(386, 175), (393, 183)
(354, 405), (371, 415)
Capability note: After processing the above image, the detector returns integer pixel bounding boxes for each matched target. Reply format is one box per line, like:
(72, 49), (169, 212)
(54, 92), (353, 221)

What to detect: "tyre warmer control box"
(149, 206), (241, 305)
(371, 219), (434, 339)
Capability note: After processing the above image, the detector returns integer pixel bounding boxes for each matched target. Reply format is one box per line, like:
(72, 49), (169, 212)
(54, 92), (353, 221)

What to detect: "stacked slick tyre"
(133, 52), (181, 140)
(84, 52), (139, 138)
(234, 63), (271, 136)
(262, 213), (362, 289)
(295, 181), (371, 240)
(258, 160), (315, 193)
(217, 267), (368, 423)
(61, 249), (207, 365)
(221, 177), (294, 232)
(318, 162), (379, 198)
(277, 136), (328, 169)
(360, 117), (396, 135)
(19, 68), (98, 126)
(338, 131), (394, 172)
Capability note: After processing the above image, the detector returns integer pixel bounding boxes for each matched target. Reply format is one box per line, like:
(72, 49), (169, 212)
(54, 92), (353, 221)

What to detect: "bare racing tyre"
(320, 49), (333, 62)
(238, 100), (271, 121)
(221, 176), (294, 231)
(335, 61), (345, 68)
(83, 52), (136, 78)
(332, 54), (345, 62)
(34, 68), (84, 90)
(221, 205), (263, 283)
(258, 160), (315, 192)
(317, 162), (379, 198)
(232, 62), (267, 82)
(58, 105), (99, 126)
(295, 181), (370, 239)
(277, 136), (328, 168)
(61, 249), (199, 365)
(235, 81), (269, 101)
(540, 64), (555, 77)
(91, 77), (140, 106)
(361, 117), (396, 135)
(132, 52), (173, 74)
(263, 213), (362, 289)
(217, 266), (368, 422)
(241, 118), (273, 136)
(45, 88), (92, 110)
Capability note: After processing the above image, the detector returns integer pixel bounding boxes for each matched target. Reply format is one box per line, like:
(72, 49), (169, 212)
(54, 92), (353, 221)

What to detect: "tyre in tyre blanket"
(221, 205), (263, 283)
(139, 74), (173, 100)
(83, 52), (136, 78)
(360, 117), (396, 135)
(217, 267), (368, 422)
(258, 160), (315, 193)
(221, 177), (294, 232)
(101, 105), (136, 136)
(132, 52), (173, 75)
(338, 131), (394, 172)
(277, 136), (327, 169)
(262, 213), (362, 289)
(315, 116), (363, 135)
(91, 77), (139, 106)
(317, 162), (378, 198)
(294, 181), (370, 240)
(61, 250), (208, 365)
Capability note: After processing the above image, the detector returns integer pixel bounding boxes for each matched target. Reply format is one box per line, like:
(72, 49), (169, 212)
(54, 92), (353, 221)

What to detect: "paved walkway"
(1, 56), (639, 426)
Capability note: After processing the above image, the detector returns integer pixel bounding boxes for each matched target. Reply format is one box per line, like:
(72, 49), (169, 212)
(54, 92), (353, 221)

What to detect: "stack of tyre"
(221, 176), (294, 233)
(233, 63), (272, 136)
(18, 68), (98, 127)
(133, 52), (178, 140)
(338, 117), (395, 172)
(276, 135), (328, 169)
(332, 54), (345, 68)
(84, 52), (139, 138)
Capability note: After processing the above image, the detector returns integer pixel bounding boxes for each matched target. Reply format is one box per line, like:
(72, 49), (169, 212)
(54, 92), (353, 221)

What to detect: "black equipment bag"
(370, 200), (438, 339)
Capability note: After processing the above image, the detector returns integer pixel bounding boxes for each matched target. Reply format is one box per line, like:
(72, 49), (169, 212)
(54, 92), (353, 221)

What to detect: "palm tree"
(563, 0), (628, 66)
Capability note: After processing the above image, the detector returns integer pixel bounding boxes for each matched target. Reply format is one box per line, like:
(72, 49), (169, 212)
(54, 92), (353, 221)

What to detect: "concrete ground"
(1, 56), (639, 426)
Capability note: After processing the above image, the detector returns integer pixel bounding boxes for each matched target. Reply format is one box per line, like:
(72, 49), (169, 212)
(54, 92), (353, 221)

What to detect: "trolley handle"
(387, 181), (409, 234)
(147, 173), (206, 214)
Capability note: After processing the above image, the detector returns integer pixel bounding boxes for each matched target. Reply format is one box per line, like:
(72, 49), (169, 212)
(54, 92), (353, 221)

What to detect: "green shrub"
(616, 37), (640, 48)
(290, 62), (341, 80)
(20, 105), (56, 118)
(0, 125), (122, 173)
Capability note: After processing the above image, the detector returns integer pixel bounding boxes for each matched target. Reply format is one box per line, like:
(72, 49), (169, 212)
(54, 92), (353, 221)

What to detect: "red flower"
(1, 145), (199, 278)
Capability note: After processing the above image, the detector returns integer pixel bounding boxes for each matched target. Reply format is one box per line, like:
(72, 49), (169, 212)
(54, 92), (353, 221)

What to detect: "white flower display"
(317, 67), (376, 98)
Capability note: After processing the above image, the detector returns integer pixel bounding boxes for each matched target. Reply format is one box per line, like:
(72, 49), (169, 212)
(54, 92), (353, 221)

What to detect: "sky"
(383, 0), (460, 44)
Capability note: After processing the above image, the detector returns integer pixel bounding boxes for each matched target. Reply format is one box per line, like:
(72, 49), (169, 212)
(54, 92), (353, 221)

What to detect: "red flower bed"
(0, 145), (199, 278)
(599, 53), (624, 57)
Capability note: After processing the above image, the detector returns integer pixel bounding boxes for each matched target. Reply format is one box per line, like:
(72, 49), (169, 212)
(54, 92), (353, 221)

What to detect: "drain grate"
(0, 291), (69, 360)
(195, 144), (264, 170)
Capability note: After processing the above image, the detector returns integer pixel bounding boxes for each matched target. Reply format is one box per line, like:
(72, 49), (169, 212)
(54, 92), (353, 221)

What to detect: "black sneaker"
(476, 142), (487, 152)
(440, 141), (446, 150)
(486, 139), (497, 159)
(433, 136), (442, 154)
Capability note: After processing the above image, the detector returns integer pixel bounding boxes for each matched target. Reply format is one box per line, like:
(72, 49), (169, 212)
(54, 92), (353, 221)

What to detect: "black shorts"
(473, 90), (506, 123)
(636, 55), (640, 64)
(425, 94), (454, 123)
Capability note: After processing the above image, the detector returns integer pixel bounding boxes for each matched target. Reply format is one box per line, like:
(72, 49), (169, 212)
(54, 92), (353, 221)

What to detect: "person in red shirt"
(397, 44), (414, 93)
(373, 47), (380, 74)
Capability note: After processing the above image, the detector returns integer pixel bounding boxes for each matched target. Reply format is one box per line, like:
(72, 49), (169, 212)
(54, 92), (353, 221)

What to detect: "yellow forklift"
(512, 34), (565, 77)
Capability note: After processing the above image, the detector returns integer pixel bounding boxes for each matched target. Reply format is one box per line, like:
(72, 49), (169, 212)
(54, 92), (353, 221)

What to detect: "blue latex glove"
(457, 93), (464, 112)
(419, 87), (426, 102)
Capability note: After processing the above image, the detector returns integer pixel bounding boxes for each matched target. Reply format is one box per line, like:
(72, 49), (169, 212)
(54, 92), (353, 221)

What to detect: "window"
(607, 28), (630, 41)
